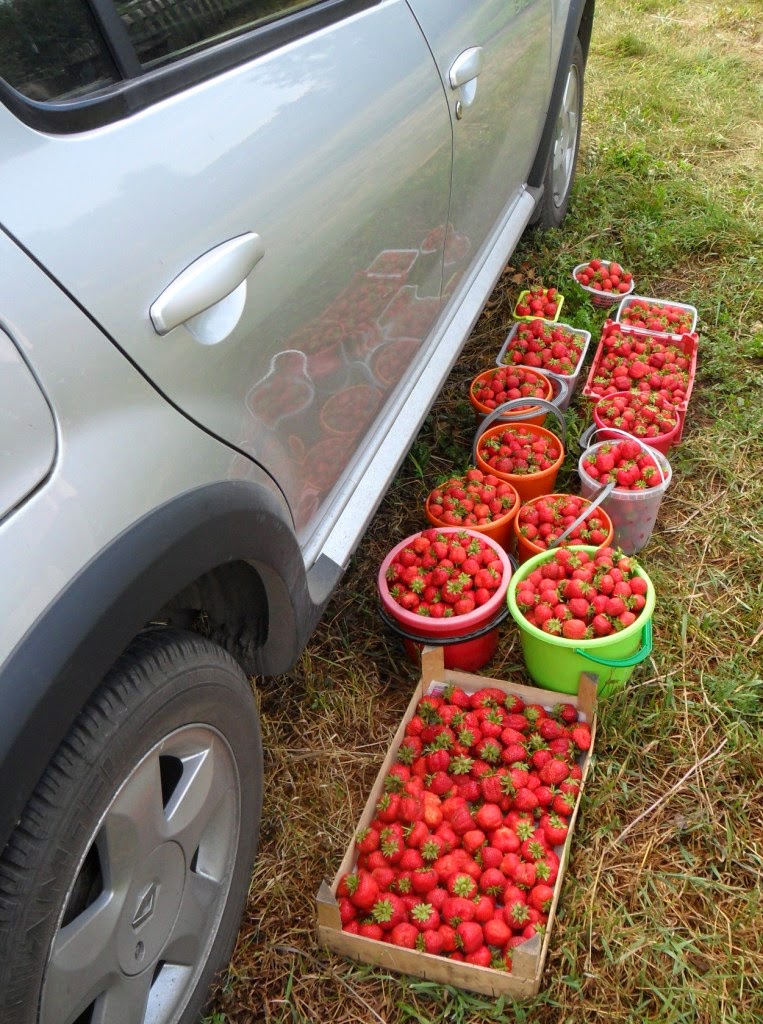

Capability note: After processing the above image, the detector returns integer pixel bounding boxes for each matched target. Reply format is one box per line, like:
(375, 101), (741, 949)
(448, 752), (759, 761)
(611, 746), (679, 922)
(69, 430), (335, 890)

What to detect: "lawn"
(206, 1), (763, 1021)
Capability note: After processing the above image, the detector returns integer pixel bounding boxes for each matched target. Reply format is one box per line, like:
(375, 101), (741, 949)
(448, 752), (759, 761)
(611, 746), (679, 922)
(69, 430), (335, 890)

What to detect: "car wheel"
(0, 628), (263, 1024)
(536, 38), (585, 229)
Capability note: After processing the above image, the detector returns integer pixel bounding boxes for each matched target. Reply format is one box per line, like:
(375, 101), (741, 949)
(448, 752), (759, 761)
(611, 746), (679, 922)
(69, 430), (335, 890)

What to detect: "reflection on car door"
(405, 0), (551, 282)
(0, 3), (453, 543)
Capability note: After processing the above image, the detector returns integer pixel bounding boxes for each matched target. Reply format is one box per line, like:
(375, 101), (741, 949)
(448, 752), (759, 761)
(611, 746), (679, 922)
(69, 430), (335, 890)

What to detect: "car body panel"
(0, 1), (454, 549)
(0, 230), (288, 665)
(405, 0), (552, 261)
(0, 327), (56, 519)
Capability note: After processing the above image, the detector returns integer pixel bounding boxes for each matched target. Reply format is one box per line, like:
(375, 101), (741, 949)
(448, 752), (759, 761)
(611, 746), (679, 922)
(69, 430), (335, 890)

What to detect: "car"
(0, 0), (594, 1020)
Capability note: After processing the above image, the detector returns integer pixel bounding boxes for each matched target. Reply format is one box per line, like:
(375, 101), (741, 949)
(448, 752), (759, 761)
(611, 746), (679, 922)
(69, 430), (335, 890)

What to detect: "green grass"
(206, 2), (763, 1021)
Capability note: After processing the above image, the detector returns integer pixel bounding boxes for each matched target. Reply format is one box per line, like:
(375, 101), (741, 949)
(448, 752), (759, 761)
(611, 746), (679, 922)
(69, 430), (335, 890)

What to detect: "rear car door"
(0, 0), (453, 543)
(405, 0), (552, 276)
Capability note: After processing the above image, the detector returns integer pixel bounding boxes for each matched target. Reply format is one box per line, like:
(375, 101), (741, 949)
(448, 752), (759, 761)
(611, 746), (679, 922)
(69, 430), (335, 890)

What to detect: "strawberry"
(539, 759), (569, 786)
(371, 892), (407, 931)
(541, 813), (569, 847)
(474, 802), (503, 831)
(389, 922), (418, 948)
(417, 929), (445, 955)
(339, 897), (357, 926)
(338, 870), (380, 912)
(465, 945), (493, 967)
(411, 866), (439, 895)
(483, 916), (512, 948)
(570, 724), (592, 750)
(528, 883), (555, 913)
(442, 895), (476, 927)
(457, 920), (484, 954)
(410, 901), (440, 932)
(504, 898), (531, 930)
(479, 867), (507, 897)
(355, 826), (380, 855)
(357, 920), (384, 941)
(447, 872), (478, 899)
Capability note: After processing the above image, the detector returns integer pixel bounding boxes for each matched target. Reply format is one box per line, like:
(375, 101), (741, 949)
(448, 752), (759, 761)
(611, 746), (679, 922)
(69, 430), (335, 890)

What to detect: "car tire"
(0, 628), (263, 1024)
(535, 38), (585, 229)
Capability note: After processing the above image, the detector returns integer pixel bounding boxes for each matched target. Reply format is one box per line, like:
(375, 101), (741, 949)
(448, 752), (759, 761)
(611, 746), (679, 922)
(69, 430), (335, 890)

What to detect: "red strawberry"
(570, 724), (592, 750)
(442, 895), (476, 927)
(410, 901), (440, 932)
(539, 759), (569, 786)
(338, 870), (379, 911)
(541, 813), (569, 847)
(417, 929), (445, 955)
(457, 920), (484, 954)
(528, 883), (555, 913)
(483, 916), (512, 948)
(371, 893), (407, 931)
(389, 921), (419, 948)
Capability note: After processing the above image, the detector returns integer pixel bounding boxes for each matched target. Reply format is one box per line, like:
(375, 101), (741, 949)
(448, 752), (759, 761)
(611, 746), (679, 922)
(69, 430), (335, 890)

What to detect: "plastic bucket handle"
(378, 603), (510, 645)
(580, 426), (667, 486)
(574, 617), (653, 667)
(548, 480), (617, 548)
(472, 398), (567, 465)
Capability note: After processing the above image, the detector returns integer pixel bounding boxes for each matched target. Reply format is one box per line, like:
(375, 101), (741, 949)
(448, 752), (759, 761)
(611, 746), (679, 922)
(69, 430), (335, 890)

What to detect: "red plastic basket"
(582, 321), (698, 441)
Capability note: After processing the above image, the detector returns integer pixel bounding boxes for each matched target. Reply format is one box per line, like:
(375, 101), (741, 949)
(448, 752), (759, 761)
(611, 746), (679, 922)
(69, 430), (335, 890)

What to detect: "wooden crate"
(316, 646), (597, 998)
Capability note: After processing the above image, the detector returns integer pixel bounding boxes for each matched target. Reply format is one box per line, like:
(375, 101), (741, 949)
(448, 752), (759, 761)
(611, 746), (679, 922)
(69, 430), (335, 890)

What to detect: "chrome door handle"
(449, 46), (483, 110)
(150, 232), (264, 336)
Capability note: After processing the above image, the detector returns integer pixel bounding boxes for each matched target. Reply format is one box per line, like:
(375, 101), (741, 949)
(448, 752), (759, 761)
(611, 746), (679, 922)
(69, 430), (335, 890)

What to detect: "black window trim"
(0, 0), (379, 135)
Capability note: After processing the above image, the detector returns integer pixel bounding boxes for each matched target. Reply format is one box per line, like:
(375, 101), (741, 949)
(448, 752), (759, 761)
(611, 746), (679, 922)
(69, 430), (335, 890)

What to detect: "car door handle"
(150, 232), (265, 336)
(449, 46), (483, 109)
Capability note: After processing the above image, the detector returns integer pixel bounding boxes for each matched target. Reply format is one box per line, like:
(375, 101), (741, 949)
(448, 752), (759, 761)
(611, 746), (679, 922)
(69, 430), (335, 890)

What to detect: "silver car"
(0, 0), (593, 1020)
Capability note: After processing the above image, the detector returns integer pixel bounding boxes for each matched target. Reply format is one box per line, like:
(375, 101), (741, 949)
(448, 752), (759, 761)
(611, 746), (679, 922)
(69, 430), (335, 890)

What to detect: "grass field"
(206, 2), (763, 1021)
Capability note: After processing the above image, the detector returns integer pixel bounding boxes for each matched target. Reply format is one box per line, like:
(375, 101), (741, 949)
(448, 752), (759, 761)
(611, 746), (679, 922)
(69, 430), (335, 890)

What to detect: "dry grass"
(204, 1), (763, 1021)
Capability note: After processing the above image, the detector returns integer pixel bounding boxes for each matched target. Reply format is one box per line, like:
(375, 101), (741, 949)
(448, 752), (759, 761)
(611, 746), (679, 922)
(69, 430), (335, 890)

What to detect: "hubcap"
(39, 725), (241, 1024)
(550, 63), (580, 209)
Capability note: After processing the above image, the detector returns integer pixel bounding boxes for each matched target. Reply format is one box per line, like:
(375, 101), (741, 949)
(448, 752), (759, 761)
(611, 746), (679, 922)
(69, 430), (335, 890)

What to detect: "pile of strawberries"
(514, 545), (649, 639)
(594, 390), (678, 440)
(581, 438), (665, 491)
(337, 685), (591, 967)
(470, 366), (549, 411)
(514, 286), (562, 320)
(425, 470), (517, 530)
(617, 297), (695, 335)
(500, 319), (586, 376)
(586, 322), (693, 404)
(383, 529), (506, 618)
(515, 494), (611, 550)
(477, 426), (562, 477)
(574, 258), (633, 296)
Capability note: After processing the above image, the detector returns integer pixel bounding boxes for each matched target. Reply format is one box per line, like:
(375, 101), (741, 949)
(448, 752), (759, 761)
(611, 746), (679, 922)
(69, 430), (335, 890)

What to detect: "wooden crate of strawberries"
(316, 646), (596, 998)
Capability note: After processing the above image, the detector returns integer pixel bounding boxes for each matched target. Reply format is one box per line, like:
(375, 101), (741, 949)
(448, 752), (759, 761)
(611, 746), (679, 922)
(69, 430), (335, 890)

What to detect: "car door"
(405, 0), (552, 274)
(0, 0), (453, 542)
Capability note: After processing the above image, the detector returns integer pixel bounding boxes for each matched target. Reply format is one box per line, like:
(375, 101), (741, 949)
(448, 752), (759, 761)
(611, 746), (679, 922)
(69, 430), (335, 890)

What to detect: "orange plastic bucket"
(468, 366), (553, 427)
(472, 400), (566, 504)
(424, 483), (520, 552)
(513, 493), (615, 563)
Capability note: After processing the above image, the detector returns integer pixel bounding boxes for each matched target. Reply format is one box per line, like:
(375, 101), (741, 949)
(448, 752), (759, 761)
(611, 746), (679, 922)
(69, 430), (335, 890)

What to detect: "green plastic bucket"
(506, 545), (655, 695)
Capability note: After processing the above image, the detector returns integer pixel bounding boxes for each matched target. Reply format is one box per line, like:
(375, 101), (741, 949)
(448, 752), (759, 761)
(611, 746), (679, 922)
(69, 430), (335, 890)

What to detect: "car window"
(115, 0), (319, 70)
(0, 0), (119, 102)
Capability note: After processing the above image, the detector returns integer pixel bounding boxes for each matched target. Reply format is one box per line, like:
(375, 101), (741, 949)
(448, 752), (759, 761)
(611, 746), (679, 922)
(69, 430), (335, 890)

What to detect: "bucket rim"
(379, 527), (513, 637)
(578, 440), (672, 497)
(506, 544), (655, 649)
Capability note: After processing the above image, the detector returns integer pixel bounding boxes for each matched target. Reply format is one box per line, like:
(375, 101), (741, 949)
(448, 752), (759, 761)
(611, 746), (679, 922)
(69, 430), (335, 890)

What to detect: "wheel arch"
(527, 0), (595, 193)
(0, 478), (339, 855)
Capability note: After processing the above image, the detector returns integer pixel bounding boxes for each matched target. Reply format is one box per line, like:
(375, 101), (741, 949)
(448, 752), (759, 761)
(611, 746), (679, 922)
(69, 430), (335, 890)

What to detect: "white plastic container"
(578, 439), (672, 554)
(615, 294), (698, 337)
(496, 320), (592, 412)
(572, 260), (635, 308)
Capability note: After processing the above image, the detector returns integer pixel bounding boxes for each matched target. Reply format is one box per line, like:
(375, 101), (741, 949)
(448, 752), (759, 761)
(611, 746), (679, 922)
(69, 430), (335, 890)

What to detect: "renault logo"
(132, 882), (158, 929)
